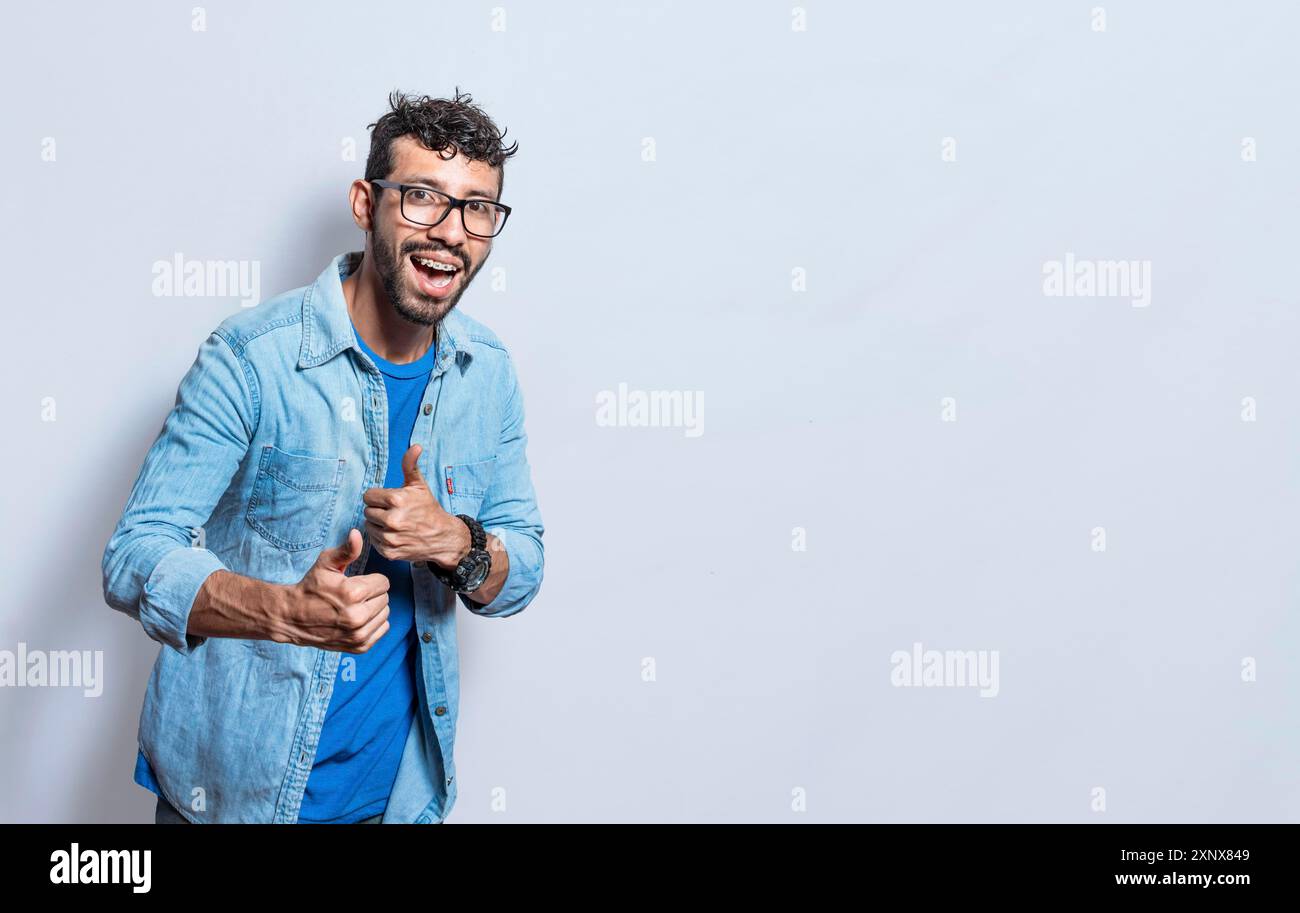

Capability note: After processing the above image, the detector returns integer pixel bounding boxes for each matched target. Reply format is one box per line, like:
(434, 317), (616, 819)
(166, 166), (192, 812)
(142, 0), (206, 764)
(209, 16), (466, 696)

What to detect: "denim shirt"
(101, 251), (545, 823)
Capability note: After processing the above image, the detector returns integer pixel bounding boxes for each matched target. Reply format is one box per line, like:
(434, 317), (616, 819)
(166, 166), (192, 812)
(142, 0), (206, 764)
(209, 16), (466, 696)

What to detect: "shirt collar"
(298, 250), (469, 373)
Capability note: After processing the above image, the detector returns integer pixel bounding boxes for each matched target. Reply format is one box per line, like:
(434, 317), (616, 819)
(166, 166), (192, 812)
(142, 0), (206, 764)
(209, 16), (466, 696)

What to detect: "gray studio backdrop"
(2, 0), (1298, 822)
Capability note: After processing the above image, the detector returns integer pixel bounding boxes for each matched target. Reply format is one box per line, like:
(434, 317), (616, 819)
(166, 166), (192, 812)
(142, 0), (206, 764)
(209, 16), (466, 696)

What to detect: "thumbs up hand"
(363, 444), (470, 567)
(279, 528), (391, 653)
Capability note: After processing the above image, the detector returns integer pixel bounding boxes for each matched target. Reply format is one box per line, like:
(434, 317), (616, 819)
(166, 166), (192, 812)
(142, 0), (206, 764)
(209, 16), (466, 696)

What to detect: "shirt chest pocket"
(245, 445), (347, 551)
(444, 456), (496, 518)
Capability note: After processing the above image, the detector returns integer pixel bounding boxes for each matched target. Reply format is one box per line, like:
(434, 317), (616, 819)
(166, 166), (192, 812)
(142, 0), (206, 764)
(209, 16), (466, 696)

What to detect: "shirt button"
(372, 395), (381, 408)
(423, 403), (432, 415)
(434, 706), (447, 716)
(421, 632), (433, 643)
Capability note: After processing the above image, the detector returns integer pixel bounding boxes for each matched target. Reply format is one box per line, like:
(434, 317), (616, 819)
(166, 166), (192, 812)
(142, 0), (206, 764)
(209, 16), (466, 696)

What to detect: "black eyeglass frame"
(369, 179), (512, 238)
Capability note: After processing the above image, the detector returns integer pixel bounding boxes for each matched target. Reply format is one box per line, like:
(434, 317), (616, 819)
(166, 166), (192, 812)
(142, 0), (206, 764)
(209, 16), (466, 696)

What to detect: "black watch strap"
(458, 514), (486, 550)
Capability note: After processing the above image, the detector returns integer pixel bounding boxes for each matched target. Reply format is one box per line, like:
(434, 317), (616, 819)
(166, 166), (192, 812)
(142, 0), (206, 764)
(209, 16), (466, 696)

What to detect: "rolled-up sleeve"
(101, 329), (257, 655)
(459, 354), (544, 618)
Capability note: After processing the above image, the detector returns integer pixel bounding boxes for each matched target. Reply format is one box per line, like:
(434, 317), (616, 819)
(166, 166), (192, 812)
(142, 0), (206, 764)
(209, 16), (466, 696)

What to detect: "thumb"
(401, 444), (427, 488)
(320, 528), (362, 572)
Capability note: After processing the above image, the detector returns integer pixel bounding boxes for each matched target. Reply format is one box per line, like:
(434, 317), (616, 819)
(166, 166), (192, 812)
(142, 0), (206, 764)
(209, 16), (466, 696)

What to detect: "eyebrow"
(399, 174), (499, 201)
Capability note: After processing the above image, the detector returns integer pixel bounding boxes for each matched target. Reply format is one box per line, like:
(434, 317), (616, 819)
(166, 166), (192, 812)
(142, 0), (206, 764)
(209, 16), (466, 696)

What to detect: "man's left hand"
(363, 444), (470, 568)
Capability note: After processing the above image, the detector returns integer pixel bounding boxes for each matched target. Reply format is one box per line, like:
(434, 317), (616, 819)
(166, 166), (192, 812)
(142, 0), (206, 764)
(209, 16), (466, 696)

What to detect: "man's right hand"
(186, 529), (391, 653)
(275, 529), (391, 653)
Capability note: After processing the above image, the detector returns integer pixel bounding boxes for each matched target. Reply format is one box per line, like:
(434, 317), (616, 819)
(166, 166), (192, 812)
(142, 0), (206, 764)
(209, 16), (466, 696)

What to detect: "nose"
(428, 205), (468, 249)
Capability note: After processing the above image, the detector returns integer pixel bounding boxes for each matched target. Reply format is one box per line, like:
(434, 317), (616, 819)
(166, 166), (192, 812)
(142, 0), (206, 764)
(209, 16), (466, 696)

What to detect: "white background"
(1, 0), (1297, 822)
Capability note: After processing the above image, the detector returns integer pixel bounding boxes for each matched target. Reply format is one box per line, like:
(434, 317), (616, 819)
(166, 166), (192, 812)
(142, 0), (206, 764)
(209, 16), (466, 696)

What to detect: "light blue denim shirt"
(102, 251), (545, 823)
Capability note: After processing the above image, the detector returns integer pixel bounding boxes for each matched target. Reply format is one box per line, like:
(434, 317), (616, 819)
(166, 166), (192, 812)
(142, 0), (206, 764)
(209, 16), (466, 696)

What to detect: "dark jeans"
(154, 793), (384, 824)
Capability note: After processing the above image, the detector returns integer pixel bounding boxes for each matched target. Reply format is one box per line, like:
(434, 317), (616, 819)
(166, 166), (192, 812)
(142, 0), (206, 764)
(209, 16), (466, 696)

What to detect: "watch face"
(463, 551), (491, 590)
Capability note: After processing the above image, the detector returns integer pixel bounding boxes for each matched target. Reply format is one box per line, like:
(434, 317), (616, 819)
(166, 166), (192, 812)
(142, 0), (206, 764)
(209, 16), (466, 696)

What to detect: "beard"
(370, 224), (482, 327)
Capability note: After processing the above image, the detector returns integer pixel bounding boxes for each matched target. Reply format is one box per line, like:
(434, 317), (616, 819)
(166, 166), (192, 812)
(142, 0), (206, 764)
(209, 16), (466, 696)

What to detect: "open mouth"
(409, 254), (461, 296)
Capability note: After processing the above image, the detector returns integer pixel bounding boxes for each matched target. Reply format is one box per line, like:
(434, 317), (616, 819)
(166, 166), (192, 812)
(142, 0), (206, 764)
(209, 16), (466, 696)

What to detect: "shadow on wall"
(0, 192), (360, 822)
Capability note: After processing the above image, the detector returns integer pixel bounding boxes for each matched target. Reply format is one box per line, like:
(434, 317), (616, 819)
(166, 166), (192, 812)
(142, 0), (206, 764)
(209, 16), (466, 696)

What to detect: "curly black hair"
(364, 87), (518, 196)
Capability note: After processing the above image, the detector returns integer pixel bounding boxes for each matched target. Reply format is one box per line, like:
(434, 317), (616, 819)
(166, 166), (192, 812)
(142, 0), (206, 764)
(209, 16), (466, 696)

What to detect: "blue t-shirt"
(296, 325), (438, 823)
(134, 325), (438, 823)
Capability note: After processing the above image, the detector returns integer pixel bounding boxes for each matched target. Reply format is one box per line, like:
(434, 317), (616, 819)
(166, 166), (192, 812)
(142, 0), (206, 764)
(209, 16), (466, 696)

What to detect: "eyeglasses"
(369, 179), (512, 238)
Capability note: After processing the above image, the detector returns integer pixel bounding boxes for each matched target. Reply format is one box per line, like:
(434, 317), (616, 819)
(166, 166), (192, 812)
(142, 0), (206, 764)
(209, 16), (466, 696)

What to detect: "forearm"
(464, 533), (509, 605)
(187, 569), (290, 641)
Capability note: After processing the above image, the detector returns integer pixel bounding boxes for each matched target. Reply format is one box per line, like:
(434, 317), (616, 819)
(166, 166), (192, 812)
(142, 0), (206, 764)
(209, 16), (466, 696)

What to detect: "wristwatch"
(425, 514), (491, 594)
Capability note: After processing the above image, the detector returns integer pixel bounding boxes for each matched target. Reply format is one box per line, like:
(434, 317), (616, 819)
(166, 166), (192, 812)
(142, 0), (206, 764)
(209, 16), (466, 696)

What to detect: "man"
(101, 89), (544, 824)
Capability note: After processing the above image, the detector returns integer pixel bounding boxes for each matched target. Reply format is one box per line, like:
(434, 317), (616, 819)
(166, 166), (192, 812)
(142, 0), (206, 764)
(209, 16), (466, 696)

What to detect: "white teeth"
(415, 257), (457, 272)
